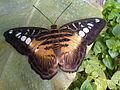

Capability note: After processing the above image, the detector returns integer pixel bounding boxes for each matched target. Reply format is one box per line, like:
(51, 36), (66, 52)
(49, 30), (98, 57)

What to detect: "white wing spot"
(31, 29), (36, 35)
(72, 23), (77, 29)
(78, 22), (81, 25)
(79, 31), (85, 37)
(95, 19), (100, 23)
(27, 29), (30, 32)
(17, 35), (21, 38)
(81, 25), (84, 27)
(25, 38), (31, 45)
(15, 32), (21, 37)
(21, 36), (27, 41)
(67, 25), (72, 30)
(87, 23), (94, 27)
(88, 26), (92, 29)
(9, 30), (13, 34)
(61, 26), (67, 29)
(83, 28), (89, 33)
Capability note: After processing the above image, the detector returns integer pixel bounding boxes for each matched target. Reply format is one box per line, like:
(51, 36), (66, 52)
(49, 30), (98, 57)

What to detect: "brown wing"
(59, 33), (87, 72)
(28, 39), (58, 80)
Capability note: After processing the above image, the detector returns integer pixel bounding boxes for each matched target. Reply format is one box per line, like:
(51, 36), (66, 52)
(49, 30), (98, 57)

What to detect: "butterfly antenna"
(53, 2), (72, 25)
(33, 5), (54, 25)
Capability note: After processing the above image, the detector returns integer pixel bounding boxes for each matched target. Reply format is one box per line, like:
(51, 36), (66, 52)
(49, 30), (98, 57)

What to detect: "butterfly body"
(4, 18), (106, 80)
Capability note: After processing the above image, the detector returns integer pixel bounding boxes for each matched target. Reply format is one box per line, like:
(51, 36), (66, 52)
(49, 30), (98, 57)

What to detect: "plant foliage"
(69, 0), (120, 90)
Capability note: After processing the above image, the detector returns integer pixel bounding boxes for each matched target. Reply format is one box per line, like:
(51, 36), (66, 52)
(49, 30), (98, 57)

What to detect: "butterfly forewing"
(4, 18), (106, 80)
(60, 18), (106, 45)
(4, 27), (48, 55)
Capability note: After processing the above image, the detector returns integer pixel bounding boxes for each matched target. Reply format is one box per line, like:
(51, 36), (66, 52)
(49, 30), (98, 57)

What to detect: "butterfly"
(4, 17), (106, 80)
(3, 2), (106, 80)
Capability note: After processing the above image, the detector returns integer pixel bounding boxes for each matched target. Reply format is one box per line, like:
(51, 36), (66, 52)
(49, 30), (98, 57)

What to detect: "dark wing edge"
(59, 41), (87, 72)
(83, 18), (106, 45)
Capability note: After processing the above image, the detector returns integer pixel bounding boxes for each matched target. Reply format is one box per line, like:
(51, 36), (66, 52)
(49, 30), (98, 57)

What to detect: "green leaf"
(116, 40), (120, 53)
(85, 58), (106, 74)
(94, 76), (107, 90)
(116, 16), (120, 23)
(85, 59), (107, 90)
(108, 49), (119, 58)
(93, 41), (106, 55)
(107, 80), (116, 89)
(80, 80), (94, 90)
(106, 38), (117, 50)
(111, 71), (120, 86)
(74, 87), (80, 90)
(115, 1), (120, 9)
(87, 70), (107, 90)
(108, 12), (115, 20)
(103, 0), (114, 9)
(112, 24), (120, 39)
(102, 55), (115, 70)
(93, 41), (102, 55)
(107, 71), (120, 89)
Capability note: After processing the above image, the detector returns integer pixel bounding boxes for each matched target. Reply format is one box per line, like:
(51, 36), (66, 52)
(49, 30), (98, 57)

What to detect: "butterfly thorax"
(51, 25), (57, 29)
(50, 25), (61, 57)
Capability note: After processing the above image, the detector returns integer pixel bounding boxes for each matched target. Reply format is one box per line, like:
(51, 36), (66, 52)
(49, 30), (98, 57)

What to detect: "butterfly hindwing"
(28, 52), (58, 80)
(59, 40), (87, 72)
